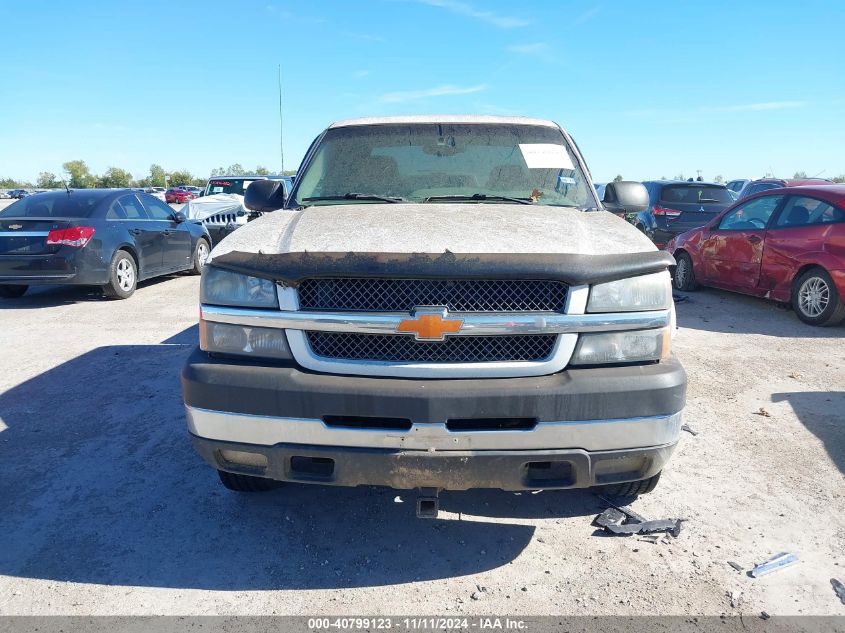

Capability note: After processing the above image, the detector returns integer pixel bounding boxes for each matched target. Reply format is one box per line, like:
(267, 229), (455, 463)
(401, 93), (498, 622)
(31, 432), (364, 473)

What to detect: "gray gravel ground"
(0, 264), (843, 616)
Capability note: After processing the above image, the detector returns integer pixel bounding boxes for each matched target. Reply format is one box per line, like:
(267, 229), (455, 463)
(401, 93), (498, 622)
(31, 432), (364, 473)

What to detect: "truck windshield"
(204, 179), (260, 196)
(293, 123), (595, 209)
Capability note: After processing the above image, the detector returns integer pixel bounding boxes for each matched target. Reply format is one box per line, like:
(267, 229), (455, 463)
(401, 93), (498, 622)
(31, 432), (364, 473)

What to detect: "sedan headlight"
(587, 272), (671, 313)
(571, 327), (670, 366)
(201, 266), (277, 308)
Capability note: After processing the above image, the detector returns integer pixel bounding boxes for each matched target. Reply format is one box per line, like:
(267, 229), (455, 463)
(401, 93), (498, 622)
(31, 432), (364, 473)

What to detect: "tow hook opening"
(416, 487), (440, 519)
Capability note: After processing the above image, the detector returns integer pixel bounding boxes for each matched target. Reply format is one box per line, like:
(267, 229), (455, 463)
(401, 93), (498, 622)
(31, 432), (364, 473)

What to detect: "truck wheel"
(190, 238), (210, 275)
(792, 267), (845, 327)
(102, 250), (137, 299)
(672, 252), (698, 291)
(0, 284), (28, 298)
(593, 471), (661, 497)
(217, 469), (282, 492)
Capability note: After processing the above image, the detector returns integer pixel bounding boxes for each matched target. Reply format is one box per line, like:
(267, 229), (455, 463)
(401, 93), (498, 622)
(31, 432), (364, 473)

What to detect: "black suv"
(631, 181), (734, 247)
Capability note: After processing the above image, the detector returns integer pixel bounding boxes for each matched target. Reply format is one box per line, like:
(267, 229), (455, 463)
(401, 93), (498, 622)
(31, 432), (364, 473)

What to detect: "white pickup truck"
(181, 115), (685, 517)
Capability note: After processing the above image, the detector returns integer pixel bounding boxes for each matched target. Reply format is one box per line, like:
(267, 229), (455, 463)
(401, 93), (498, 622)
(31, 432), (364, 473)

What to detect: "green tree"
(0, 177), (20, 188)
(63, 160), (95, 188)
(673, 173), (685, 181)
(37, 172), (60, 188)
(714, 174), (724, 184)
(832, 174), (845, 183)
(613, 174), (624, 182)
(793, 171), (808, 179)
(97, 167), (133, 188)
(168, 170), (195, 187)
(149, 163), (167, 188)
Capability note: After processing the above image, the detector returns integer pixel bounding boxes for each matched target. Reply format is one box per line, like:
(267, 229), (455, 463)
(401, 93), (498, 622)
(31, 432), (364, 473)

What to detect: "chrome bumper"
(186, 405), (682, 452)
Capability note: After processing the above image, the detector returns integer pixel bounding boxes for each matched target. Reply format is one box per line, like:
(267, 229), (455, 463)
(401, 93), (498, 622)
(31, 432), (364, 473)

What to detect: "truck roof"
(329, 115), (560, 129)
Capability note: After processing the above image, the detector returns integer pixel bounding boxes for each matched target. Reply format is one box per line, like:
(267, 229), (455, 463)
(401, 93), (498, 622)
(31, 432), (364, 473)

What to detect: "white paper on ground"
(518, 143), (574, 169)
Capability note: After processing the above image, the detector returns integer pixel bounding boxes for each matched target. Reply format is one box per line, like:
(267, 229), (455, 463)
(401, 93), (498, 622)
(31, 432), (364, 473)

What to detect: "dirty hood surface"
(210, 204), (655, 260)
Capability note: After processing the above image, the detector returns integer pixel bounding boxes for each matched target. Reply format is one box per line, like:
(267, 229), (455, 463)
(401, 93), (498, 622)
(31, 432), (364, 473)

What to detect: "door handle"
(163, 230), (174, 237)
(747, 235), (762, 244)
(129, 228), (142, 236)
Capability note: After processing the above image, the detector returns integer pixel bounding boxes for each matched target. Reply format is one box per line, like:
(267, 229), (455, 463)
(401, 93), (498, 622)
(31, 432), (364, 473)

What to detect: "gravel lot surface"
(0, 257), (843, 616)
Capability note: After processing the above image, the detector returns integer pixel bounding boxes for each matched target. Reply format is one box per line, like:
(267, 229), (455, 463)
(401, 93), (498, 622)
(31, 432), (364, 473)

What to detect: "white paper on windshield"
(518, 144), (574, 169)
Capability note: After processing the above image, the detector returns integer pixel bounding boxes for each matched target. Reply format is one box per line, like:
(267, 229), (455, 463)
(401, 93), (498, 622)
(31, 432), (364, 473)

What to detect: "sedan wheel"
(190, 239), (210, 275)
(672, 252), (698, 291)
(798, 277), (828, 318)
(791, 268), (845, 326)
(103, 251), (137, 299)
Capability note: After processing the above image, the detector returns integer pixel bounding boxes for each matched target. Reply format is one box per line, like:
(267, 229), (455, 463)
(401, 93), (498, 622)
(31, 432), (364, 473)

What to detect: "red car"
(668, 185), (845, 326)
(165, 188), (196, 204)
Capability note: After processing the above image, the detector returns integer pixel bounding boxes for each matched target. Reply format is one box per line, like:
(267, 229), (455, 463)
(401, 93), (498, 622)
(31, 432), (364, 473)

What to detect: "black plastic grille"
(297, 278), (568, 313)
(306, 332), (557, 363)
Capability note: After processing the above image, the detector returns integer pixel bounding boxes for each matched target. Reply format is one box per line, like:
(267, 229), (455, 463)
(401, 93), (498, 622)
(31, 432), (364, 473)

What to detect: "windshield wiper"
(423, 193), (534, 205)
(301, 193), (406, 204)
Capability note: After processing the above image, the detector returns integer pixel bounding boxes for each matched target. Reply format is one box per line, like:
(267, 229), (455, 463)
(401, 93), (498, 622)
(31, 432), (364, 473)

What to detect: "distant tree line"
(0, 161), (297, 190)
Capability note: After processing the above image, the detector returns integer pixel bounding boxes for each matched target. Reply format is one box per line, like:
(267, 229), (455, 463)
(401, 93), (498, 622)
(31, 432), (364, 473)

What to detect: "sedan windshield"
(293, 123), (596, 209)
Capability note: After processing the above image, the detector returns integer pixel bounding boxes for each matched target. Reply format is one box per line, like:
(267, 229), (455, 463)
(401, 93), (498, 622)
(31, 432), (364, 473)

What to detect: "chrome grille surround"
(306, 331), (557, 363)
(298, 278), (569, 313)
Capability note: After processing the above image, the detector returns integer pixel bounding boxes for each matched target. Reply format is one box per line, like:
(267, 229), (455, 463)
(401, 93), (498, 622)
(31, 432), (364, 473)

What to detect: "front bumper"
(192, 435), (676, 491)
(182, 349), (685, 490)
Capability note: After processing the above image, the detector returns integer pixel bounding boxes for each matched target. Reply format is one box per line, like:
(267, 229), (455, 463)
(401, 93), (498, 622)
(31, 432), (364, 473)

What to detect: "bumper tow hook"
(416, 487), (440, 519)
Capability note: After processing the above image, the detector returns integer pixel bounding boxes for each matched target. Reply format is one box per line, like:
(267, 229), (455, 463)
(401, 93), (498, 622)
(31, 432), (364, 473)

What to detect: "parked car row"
(0, 189), (211, 299)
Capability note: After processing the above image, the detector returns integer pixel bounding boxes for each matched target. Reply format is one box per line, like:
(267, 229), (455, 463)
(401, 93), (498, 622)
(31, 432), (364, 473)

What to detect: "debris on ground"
(831, 579), (845, 605)
(752, 407), (772, 417)
(672, 293), (689, 303)
(760, 612), (771, 620)
(788, 372), (802, 379)
(681, 423), (699, 436)
(749, 552), (798, 577)
(594, 498), (682, 537)
(728, 561), (744, 572)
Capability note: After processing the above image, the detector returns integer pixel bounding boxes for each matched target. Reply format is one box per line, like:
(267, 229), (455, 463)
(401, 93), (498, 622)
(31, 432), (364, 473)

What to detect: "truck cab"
(181, 116), (685, 516)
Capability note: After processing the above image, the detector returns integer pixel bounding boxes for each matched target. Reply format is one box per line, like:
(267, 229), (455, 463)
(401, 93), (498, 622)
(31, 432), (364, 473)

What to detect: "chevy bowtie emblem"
(397, 307), (464, 341)
(8, 224), (22, 230)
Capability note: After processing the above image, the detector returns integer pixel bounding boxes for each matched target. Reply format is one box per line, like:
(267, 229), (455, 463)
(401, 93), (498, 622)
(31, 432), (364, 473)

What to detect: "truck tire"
(593, 471), (661, 497)
(672, 252), (698, 291)
(217, 469), (282, 492)
(791, 267), (845, 327)
(102, 250), (137, 299)
(0, 284), (28, 298)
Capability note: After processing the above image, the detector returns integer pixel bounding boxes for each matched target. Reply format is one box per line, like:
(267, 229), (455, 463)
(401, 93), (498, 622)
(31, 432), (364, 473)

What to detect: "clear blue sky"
(2, 0), (844, 183)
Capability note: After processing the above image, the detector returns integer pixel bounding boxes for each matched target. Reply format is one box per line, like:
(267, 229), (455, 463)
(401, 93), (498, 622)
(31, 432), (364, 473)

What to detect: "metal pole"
(278, 64), (285, 174)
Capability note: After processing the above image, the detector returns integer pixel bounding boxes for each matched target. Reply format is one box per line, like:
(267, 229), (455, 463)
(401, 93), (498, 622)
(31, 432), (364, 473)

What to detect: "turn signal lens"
(200, 320), (292, 360)
(570, 327), (669, 366)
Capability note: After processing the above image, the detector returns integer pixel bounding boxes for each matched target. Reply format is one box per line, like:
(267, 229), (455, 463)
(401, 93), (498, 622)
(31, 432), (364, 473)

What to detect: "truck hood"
(209, 203), (656, 260)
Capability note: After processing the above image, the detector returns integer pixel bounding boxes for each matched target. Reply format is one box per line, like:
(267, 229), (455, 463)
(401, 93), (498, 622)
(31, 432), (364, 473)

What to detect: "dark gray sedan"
(0, 189), (211, 299)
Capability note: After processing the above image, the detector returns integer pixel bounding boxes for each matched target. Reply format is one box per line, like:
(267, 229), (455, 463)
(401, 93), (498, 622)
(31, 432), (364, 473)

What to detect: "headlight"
(570, 327), (670, 366)
(200, 321), (292, 359)
(587, 272), (671, 313)
(201, 266), (277, 307)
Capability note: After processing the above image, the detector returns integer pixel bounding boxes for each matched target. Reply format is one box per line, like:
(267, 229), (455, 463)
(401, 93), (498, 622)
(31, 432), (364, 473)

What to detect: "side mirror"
(602, 181), (649, 215)
(244, 180), (286, 212)
(172, 211), (187, 223)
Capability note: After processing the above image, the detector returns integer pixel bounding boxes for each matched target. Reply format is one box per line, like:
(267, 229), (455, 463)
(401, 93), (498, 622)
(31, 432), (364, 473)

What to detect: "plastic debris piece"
(597, 495), (648, 523)
(681, 423), (699, 436)
(604, 518), (682, 537)
(752, 407), (771, 417)
(750, 552), (798, 577)
(831, 578), (845, 605)
(728, 561), (744, 572)
(594, 507), (626, 528)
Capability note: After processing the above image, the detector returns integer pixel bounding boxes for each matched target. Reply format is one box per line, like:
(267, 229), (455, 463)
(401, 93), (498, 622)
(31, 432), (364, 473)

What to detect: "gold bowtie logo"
(397, 308), (464, 341)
